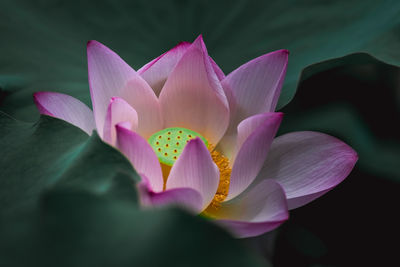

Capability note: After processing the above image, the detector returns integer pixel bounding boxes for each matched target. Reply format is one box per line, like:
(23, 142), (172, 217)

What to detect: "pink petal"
(258, 131), (358, 209)
(33, 92), (95, 135)
(119, 77), (163, 138)
(137, 178), (203, 214)
(87, 40), (137, 135)
(226, 113), (283, 201)
(211, 179), (289, 238)
(103, 97), (138, 145)
(138, 42), (191, 96)
(222, 49), (288, 118)
(166, 138), (219, 210)
(159, 35), (229, 145)
(218, 50), (288, 159)
(116, 124), (164, 192)
(87, 40), (162, 137)
(209, 56), (225, 81)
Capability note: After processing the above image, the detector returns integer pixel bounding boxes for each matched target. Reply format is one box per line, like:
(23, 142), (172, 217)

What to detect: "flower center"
(148, 127), (208, 166)
(148, 127), (231, 210)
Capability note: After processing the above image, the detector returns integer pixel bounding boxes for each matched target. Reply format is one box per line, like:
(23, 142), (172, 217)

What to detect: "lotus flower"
(33, 35), (357, 238)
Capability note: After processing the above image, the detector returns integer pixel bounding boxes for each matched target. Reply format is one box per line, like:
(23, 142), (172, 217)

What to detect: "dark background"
(1, 0), (399, 266)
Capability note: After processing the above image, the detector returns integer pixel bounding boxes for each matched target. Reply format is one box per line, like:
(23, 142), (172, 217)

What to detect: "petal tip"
(275, 111), (284, 119)
(192, 34), (206, 49)
(33, 91), (52, 115)
(32, 91), (42, 101)
(176, 41), (191, 47)
(281, 49), (290, 55)
(188, 137), (205, 148)
(176, 41), (190, 46)
(87, 40), (101, 48)
(87, 40), (111, 56)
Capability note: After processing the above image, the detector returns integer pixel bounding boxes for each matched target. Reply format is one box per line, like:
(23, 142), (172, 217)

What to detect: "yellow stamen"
(161, 163), (171, 190)
(203, 144), (231, 215)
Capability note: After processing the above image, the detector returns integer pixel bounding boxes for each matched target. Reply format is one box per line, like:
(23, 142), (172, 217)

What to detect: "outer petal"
(138, 42), (191, 96)
(159, 35), (229, 145)
(222, 49), (288, 122)
(87, 40), (137, 134)
(257, 131), (358, 209)
(166, 138), (219, 210)
(103, 97), (138, 145)
(87, 40), (162, 137)
(137, 177), (203, 214)
(219, 50), (288, 157)
(33, 92), (95, 135)
(219, 50), (288, 155)
(226, 113), (283, 201)
(116, 124), (164, 192)
(210, 179), (289, 238)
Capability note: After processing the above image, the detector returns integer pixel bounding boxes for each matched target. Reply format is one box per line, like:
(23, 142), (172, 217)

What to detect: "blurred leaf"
(1, 0), (400, 120)
(0, 112), (139, 216)
(284, 225), (328, 259)
(0, 112), (265, 266)
(0, 191), (265, 267)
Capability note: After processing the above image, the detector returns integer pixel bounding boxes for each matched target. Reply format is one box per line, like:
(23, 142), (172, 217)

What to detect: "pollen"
(203, 144), (231, 215)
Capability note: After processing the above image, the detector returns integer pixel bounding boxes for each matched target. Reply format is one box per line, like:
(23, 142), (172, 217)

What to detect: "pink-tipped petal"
(138, 42), (191, 96)
(258, 131), (358, 210)
(211, 179), (289, 238)
(33, 92), (95, 135)
(166, 138), (219, 210)
(221, 50), (288, 149)
(103, 97), (138, 145)
(116, 124), (164, 192)
(226, 113), (283, 201)
(87, 40), (138, 134)
(137, 178), (203, 214)
(119, 78), (163, 138)
(159, 35), (229, 145)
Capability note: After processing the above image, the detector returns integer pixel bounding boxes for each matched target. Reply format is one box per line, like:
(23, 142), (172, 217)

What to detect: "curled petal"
(166, 138), (219, 210)
(103, 97), (138, 145)
(159, 35), (229, 144)
(257, 131), (358, 209)
(210, 179), (289, 238)
(137, 178), (203, 214)
(33, 92), (95, 135)
(116, 124), (164, 192)
(226, 113), (283, 201)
